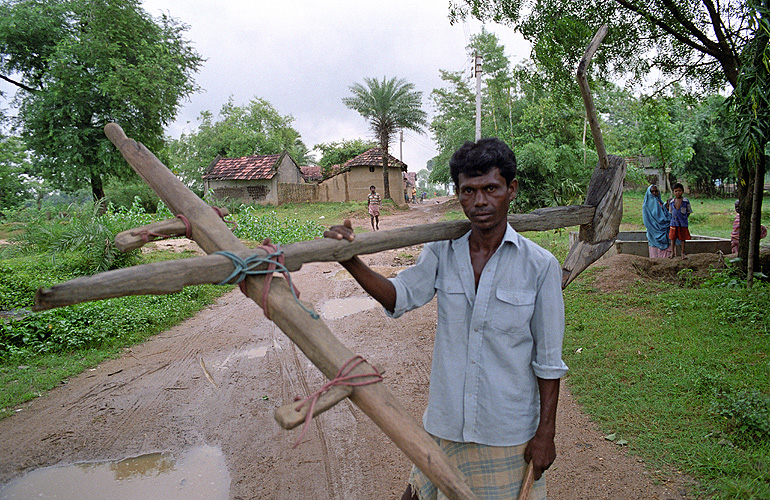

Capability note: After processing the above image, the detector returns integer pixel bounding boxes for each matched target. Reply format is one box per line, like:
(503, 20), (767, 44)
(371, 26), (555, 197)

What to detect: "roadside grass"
(563, 271), (770, 498)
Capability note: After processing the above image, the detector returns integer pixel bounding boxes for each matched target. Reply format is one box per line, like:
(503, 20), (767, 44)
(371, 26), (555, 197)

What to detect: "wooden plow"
(32, 26), (621, 500)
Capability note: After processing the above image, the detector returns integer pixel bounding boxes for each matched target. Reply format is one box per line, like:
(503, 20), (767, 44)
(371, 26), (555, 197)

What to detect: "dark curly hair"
(449, 138), (517, 187)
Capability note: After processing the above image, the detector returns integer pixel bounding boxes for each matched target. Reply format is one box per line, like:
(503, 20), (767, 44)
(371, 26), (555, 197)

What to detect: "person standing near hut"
(325, 138), (567, 500)
(642, 184), (672, 258)
(367, 185), (381, 231)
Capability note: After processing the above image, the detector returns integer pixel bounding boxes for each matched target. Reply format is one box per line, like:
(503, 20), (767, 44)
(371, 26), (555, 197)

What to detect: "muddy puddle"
(321, 297), (379, 320)
(0, 445), (229, 500)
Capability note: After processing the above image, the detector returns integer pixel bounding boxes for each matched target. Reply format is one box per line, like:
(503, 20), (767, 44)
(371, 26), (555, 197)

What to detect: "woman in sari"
(642, 184), (672, 258)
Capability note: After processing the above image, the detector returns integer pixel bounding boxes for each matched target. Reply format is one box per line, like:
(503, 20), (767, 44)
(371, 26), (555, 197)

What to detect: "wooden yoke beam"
(102, 123), (478, 500)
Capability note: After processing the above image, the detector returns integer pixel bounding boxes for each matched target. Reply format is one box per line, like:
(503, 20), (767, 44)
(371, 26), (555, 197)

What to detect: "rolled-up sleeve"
(529, 256), (569, 379)
(387, 244), (440, 318)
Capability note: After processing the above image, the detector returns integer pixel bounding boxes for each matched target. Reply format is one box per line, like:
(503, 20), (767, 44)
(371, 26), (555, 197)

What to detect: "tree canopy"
(449, 0), (750, 93)
(429, 30), (594, 210)
(343, 77), (428, 199)
(165, 96), (309, 194)
(0, 0), (203, 200)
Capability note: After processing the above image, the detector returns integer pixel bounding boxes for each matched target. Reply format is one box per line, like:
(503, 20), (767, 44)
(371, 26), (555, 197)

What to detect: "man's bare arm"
(323, 220), (396, 312)
(524, 377), (560, 480)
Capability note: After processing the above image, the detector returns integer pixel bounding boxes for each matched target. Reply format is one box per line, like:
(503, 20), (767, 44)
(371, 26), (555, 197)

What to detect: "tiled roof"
(404, 171), (417, 187)
(300, 165), (322, 182)
(342, 147), (407, 171)
(202, 153), (284, 180)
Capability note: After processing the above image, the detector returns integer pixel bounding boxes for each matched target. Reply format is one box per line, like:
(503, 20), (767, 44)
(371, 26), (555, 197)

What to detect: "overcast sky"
(139, 0), (531, 172)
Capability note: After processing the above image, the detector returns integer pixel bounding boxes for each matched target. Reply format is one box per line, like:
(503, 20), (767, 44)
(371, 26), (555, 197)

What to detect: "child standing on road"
(667, 183), (693, 258)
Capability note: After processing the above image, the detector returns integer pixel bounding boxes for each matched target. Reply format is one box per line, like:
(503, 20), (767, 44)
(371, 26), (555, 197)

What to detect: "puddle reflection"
(0, 445), (229, 500)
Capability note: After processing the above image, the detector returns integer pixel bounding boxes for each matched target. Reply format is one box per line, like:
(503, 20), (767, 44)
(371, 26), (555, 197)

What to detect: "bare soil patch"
(0, 199), (699, 499)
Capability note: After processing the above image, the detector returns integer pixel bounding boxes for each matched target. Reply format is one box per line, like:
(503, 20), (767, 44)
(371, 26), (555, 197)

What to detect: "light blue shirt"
(388, 224), (568, 446)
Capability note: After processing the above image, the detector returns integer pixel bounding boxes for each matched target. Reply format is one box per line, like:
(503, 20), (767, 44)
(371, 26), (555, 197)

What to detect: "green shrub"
(7, 201), (141, 274)
(103, 177), (161, 213)
(0, 285), (224, 359)
(712, 389), (770, 444)
(233, 208), (323, 244)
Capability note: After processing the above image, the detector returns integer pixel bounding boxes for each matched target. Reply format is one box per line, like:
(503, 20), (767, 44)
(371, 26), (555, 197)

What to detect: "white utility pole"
(399, 130), (403, 161)
(474, 52), (483, 142)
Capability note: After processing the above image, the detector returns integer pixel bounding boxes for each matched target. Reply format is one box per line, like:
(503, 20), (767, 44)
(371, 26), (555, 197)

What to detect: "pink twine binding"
(292, 355), (383, 448)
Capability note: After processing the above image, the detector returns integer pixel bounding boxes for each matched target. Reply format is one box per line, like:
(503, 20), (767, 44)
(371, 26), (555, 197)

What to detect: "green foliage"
(166, 96), (311, 194)
(5, 201), (141, 274)
(712, 389), (770, 444)
(233, 208), (324, 245)
(103, 176), (161, 213)
(684, 96), (732, 194)
(449, 0), (749, 92)
(0, 287), (220, 358)
(513, 141), (593, 211)
(0, 0), (203, 200)
(428, 30), (595, 208)
(314, 139), (377, 177)
(343, 76), (428, 199)
(0, 134), (34, 210)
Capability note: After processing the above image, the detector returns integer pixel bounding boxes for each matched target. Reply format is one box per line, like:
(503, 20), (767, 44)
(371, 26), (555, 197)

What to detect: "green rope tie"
(214, 249), (319, 320)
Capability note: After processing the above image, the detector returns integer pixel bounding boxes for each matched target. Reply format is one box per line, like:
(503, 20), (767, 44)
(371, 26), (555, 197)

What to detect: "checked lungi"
(408, 438), (547, 500)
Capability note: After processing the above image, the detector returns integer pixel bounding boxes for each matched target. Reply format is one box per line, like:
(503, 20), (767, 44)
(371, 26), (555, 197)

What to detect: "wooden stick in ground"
(102, 123), (479, 500)
(35, 205), (595, 311)
(517, 462), (535, 500)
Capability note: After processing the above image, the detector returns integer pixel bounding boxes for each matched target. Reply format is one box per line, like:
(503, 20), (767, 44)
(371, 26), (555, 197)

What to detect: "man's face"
(673, 187), (684, 198)
(370, 187), (376, 194)
(457, 168), (517, 231)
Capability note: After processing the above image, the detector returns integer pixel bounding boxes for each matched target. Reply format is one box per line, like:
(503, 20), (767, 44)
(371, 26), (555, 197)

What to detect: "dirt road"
(0, 199), (693, 499)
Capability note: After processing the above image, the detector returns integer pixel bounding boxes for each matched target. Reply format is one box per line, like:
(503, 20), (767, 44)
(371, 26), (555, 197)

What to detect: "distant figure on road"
(367, 185), (381, 231)
(642, 184), (672, 258)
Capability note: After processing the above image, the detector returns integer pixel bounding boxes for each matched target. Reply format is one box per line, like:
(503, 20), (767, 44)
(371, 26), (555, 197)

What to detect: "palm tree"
(342, 77), (428, 200)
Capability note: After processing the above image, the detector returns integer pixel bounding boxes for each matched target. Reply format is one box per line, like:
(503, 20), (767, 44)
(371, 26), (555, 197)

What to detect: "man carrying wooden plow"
(325, 138), (568, 500)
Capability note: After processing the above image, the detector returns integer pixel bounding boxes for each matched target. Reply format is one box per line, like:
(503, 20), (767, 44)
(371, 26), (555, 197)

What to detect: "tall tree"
(0, 134), (33, 209)
(342, 77), (427, 200)
(727, 0), (769, 285)
(449, 0), (749, 92)
(449, 0), (765, 268)
(637, 95), (695, 193)
(166, 96), (309, 194)
(0, 0), (203, 201)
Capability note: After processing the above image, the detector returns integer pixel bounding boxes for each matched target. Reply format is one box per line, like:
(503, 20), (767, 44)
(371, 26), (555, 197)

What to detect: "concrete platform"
(569, 231), (732, 258)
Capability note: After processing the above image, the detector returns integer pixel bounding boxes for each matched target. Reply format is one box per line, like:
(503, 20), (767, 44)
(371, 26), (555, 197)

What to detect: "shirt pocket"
(435, 278), (468, 325)
(489, 288), (536, 333)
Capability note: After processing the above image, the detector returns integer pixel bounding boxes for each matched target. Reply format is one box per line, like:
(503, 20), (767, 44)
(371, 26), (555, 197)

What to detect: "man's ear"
(508, 179), (519, 200)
